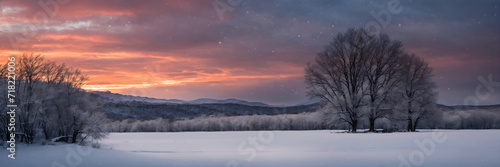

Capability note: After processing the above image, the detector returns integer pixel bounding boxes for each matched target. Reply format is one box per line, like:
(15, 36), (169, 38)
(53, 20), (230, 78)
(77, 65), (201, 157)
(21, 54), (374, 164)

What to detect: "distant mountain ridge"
(188, 98), (269, 106)
(91, 91), (318, 120)
(93, 91), (500, 109)
(93, 91), (271, 107)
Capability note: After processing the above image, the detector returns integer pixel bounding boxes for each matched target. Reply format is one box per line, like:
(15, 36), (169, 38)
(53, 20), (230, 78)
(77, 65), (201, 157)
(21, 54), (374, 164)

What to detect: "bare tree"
(17, 53), (45, 143)
(41, 61), (66, 87)
(364, 35), (404, 132)
(397, 54), (437, 131)
(305, 28), (372, 132)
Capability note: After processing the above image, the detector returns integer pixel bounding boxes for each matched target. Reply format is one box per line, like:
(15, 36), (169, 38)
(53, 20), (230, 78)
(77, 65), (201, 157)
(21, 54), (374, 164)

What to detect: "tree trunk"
(369, 118), (375, 132)
(407, 118), (413, 132)
(43, 125), (50, 140)
(412, 118), (419, 132)
(71, 131), (79, 143)
(352, 119), (358, 132)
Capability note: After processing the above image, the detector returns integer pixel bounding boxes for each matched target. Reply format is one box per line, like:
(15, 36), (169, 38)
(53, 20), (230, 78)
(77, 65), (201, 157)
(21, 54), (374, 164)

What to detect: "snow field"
(1, 130), (499, 167)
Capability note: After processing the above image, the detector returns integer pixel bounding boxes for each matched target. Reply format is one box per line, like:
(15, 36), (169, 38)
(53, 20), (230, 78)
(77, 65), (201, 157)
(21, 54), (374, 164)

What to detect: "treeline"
(0, 54), (107, 144)
(106, 112), (325, 132)
(102, 101), (317, 120)
(103, 106), (500, 132)
(441, 108), (500, 129)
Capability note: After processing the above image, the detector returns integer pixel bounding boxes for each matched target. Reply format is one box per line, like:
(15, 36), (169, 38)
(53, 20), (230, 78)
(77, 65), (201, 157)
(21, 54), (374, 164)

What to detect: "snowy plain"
(1, 130), (500, 167)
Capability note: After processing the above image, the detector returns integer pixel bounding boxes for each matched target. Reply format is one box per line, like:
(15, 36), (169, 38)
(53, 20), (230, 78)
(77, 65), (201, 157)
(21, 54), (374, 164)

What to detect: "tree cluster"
(305, 28), (438, 132)
(0, 53), (107, 144)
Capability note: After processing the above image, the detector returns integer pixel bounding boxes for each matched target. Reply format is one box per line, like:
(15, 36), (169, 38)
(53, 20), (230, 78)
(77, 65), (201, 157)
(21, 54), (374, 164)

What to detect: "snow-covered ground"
(2, 130), (500, 167)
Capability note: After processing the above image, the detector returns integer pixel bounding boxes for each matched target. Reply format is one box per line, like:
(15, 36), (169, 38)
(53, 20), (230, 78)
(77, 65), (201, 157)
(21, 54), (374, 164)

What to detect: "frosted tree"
(364, 35), (404, 132)
(305, 28), (372, 132)
(397, 54), (437, 131)
(17, 54), (46, 143)
(1, 53), (108, 143)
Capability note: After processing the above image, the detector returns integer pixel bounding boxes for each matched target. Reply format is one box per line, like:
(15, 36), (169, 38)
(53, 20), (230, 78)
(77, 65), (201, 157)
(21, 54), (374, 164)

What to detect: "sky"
(0, 0), (499, 106)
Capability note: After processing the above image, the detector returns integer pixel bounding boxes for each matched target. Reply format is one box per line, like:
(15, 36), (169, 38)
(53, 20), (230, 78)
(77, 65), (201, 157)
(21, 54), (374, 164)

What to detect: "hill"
(93, 91), (317, 120)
